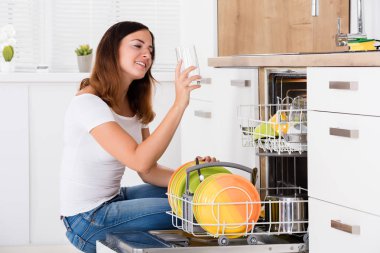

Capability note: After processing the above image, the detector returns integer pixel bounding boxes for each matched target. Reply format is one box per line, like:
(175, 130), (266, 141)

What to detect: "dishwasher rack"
(166, 162), (309, 247)
(238, 97), (307, 155)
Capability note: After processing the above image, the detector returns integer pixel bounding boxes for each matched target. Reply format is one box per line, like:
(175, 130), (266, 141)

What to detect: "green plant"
(2, 45), (14, 62)
(75, 44), (92, 56)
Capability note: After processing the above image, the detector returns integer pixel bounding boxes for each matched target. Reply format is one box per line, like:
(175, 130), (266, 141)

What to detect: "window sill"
(0, 71), (175, 85)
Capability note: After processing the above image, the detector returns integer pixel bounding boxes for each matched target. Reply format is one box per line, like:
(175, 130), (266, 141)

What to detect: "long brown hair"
(80, 21), (156, 124)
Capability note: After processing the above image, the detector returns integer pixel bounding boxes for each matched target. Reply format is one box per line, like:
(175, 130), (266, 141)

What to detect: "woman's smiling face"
(118, 29), (153, 81)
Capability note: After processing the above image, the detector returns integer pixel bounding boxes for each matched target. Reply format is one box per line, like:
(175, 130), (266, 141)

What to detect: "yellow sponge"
(348, 39), (376, 51)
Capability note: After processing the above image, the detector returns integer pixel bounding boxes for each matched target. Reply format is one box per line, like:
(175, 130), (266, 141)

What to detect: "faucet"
(336, 0), (367, 46)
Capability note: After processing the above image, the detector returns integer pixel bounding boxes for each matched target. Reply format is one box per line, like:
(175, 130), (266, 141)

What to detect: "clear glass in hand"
(175, 45), (201, 84)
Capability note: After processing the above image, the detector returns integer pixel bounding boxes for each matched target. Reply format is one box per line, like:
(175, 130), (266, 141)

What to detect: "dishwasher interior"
(97, 69), (309, 253)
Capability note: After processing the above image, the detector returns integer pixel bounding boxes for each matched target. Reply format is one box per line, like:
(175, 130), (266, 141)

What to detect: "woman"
(60, 21), (214, 253)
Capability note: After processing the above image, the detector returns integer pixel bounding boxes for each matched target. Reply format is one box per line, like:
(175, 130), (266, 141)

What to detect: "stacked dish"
(168, 161), (231, 217)
(193, 173), (261, 238)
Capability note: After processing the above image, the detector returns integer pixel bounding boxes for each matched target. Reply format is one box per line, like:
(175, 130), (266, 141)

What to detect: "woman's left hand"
(196, 156), (218, 163)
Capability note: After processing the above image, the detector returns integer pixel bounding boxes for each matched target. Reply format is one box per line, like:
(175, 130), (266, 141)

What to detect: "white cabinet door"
(181, 99), (215, 163)
(0, 86), (29, 245)
(308, 67), (380, 116)
(180, 0), (217, 73)
(180, 68), (258, 178)
(309, 198), (380, 253)
(29, 85), (77, 244)
(212, 68), (258, 176)
(151, 82), (181, 169)
(308, 110), (380, 216)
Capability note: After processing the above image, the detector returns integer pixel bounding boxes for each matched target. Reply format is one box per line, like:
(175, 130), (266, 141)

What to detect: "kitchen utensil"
(264, 194), (307, 233)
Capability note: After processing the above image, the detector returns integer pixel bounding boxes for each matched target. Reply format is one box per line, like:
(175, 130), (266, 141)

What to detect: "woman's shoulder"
(75, 85), (97, 97)
(70, 87), (108, 110)
(73, 86), (102, 102)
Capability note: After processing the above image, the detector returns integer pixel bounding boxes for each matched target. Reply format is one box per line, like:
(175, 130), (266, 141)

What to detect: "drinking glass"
(175, 45), (201, 84)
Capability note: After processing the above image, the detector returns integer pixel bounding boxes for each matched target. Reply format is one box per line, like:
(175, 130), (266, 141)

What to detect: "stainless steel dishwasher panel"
(97, 230), (307, 253)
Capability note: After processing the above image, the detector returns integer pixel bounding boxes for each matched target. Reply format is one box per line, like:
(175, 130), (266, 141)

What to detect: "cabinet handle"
(230, 80), (251, 87)
(312, 0), (319, 16)
(329, 81), (358, 91)
(194, 110), (212, 118)
(200, 78), (212, 84)
(331, 220), (360, 235)
(329, 128), (359, 139)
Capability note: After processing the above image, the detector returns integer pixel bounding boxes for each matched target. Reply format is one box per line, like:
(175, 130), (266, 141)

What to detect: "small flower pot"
(77, 54), (93, 72)
(1, 61), (15, 72)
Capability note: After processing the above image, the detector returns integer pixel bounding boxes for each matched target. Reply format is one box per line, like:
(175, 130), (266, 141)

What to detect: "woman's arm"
(137, 128), (218, 187)
(138, 163), (173, 187)
(90, 63), (201, 174)
(137, 128), (174, 187)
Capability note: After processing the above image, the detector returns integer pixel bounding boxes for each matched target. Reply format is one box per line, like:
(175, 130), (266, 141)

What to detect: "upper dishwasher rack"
(238, 97), (307, 155)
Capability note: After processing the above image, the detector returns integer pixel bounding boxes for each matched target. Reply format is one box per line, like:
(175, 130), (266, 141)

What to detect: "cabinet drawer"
(308, 111), (380, 215)
(308, 67), (380, 116)
(309, 198), (380, 253)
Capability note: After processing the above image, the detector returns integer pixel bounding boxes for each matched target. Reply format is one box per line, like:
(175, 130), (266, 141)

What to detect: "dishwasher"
(97, 69), (309, 253)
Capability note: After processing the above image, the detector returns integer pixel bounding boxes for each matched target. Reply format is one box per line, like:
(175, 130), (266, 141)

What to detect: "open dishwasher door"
(96, 230), (308, 253)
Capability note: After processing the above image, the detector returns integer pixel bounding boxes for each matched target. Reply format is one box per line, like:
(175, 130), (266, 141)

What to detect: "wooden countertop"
(208, 51), (380, 67)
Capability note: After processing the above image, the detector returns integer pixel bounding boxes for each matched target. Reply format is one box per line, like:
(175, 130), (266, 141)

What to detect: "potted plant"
(75, 44), (93, 72)
(0, 24), (16, 72)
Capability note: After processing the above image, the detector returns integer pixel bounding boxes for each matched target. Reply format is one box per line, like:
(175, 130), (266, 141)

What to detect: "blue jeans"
(62, 184), (175, 253)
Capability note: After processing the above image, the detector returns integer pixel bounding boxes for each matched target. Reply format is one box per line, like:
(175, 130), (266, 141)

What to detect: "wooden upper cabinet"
(218, 0), (349, 56)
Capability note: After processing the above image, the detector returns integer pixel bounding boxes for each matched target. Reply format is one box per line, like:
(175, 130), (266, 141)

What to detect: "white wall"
(351, 0), (380, 39)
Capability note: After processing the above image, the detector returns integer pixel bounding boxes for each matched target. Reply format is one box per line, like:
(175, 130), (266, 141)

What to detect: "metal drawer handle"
(194, 110), (212, 119)
(199, 78), (212, 84)
(312, 0), (319, 16)
(329, 127), (359, 139)
(230, 80), (251, 87)
(329, 81), (358, 91)
(331, 220), (360, 235)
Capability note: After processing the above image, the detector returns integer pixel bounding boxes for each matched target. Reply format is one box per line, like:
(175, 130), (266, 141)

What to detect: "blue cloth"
(62, 184), (174, 253)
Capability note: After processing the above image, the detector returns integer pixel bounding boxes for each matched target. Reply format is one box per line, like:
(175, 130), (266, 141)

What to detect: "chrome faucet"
(336, 0), (367, 46)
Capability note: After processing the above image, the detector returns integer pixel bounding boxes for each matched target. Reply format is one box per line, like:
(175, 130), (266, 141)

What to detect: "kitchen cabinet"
(181, 68), (258, 177)
(218, 0), (349, 56)
(180, 0), (258, 171)
(0, 73), (178, 250)
(181, 98), (215, 162)
(29, 85), (77, 244)
(180, 0), (218, 73)
(0, 86), (29, 245)
(307, 67), (380, 252)
(309, 198), (380, 253)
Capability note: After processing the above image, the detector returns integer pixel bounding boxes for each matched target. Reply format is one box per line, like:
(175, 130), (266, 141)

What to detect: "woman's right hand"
(173, 60), (201, 109)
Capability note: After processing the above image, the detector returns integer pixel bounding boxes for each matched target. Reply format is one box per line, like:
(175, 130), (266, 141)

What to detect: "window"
(0, 0), (40, 72)
(0, 0), (180, 72)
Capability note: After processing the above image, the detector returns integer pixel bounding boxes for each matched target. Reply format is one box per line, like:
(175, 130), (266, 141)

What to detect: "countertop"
(208, 51), (380, 68)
